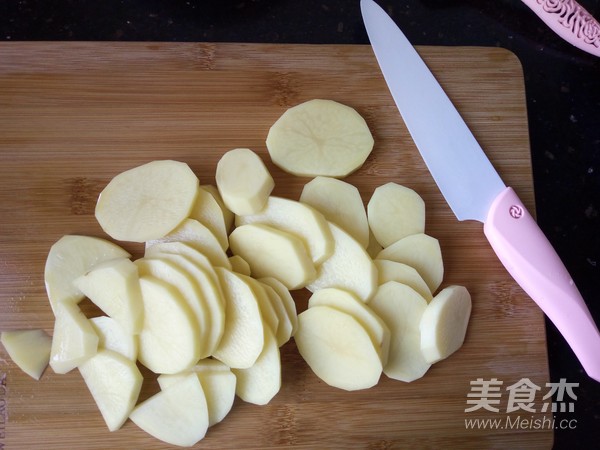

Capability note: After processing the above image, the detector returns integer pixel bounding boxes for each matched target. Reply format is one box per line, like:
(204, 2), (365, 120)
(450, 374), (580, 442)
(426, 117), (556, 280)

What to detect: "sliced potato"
(129, 373), (209, 447)
(90, 316), (138, 362)
(0, 329), (52, 380)
(236, 196), (334, 265)
(212, 268), (265, 369)
(369, 281), (431, 382)
(146, 218), (231, 269)
(137, 276), (201, 374)
(229, 223), (316, 290)
(49, 303), (99, 374)
(202, 184), (234, 232)
(420, 285), (472, 364)
(95, 160), (200, 242)
(245, 277), (280, 338)
(44, 235), (130, 314)
(306, 222), (377, 302)
(232, 326), (281, 405)
(295, 305), (382, 391)
(376, 233), (443, 293)
(374, 259), (433, 302)
(308, 288), (390, 365)
(368, 183), (425, 247)
(79, 349), (143, 432)
(72, 257), (143, 334)
(259, 277), (298, 338)
(266, 99), (374, 177)
(300, 176), (369, 248)
(229, 255), (251, 276)
(259, 280), (294, 346)
(216, 148), (274, 216)
(188, 186), (229, 251)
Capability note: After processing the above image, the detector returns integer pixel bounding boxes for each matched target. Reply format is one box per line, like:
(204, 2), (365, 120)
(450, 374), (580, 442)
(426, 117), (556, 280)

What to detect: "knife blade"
(361, 0), (600, 382)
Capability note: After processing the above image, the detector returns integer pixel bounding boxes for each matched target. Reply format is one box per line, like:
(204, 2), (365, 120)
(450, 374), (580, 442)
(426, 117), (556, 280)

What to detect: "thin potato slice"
(259, 281), (294, 346)
(266, 99), (374, 177)
(1, 329), (52, 380)
(95, 160), (200, 242)
(420, 285), (472, 364)
(90, 316), (138, 362)
(259, 277), (298, 337)
(188, 186), (230, 251)
(374, 259), (433, 302)
(202, 184), (234, 232)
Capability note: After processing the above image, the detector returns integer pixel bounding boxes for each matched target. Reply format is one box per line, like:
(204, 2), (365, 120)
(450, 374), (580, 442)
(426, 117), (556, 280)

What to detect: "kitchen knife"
(361, 0), (600, 382)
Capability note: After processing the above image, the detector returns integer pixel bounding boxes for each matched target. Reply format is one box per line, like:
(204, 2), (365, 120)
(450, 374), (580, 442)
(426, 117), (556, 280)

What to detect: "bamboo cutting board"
(0, 43), (552, 449)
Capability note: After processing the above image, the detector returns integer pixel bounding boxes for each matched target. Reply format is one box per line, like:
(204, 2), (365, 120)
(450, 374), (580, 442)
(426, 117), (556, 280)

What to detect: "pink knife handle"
(484, 187), (600, 382)
(520, 0), (600, 57)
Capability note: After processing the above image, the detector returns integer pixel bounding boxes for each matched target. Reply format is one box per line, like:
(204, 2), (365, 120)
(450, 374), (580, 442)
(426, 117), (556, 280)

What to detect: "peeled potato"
(188, 186), (230, 251)
(215, 148), (274, 216)
(420, 285), (472, 364)
(95, 160), (200, 243)
(368, 183), (425, 248)
(90, 316), (138, 361)
(374, 259), (433, 302)
(266, 99), (374, 177)
(1, 329), (52, 380)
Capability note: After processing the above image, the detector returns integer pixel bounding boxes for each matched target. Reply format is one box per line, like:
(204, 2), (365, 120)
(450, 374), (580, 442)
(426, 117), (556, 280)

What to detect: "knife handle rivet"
(509, 205), (524, 219)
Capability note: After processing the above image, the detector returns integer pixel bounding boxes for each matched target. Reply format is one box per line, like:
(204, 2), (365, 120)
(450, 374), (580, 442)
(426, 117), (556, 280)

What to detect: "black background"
(1, 1), (599, 448)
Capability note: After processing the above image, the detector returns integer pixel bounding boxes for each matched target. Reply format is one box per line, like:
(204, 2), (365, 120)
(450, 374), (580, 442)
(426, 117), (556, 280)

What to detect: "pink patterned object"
(521, 0), (600, 56)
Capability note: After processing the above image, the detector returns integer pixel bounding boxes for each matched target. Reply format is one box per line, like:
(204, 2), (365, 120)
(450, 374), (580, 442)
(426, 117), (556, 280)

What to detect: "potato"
(300, 176), (369, 248)
(236, 196), (334, 265)
(420, 285), (472, 363)
(259, 277), (298, 338)
(377, 233), (444, 293)
(266, 99), (374, 177)
(202, 184), (234, 232)
(90, 316), (138, 361)
(260, 280), (294, 346)
(306, 222), (377, 302)
(188, 186), (230, 251)
(295, 305), (382, 391)
(232, 326), (281, 405)
(129, 373), (209, 447)
(228, 255), (251, 276)
(44, 235), (131, 314)
(95, 160), (200, 242)
(246, 277), (280, 338)
(72, 257), (143, 334)
(216, 148), (274, 215)
(308, 288), (390, 365)
(79, 349), (143, 432)
(368, 183), (425, 248)
(374, 259), (433, 302)
(369, 281), (431, 382)
(146, 218), (231, 269)
(49, 303), (99, 374)
(137, 276), (201, 374)
(212, 268), (265, 369)
(0, 329), (52, 380)
(229, 223), (316, 290)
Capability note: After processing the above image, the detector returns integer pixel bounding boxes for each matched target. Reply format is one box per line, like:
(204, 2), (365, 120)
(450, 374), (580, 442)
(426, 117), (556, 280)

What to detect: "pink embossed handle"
(484, 187), (600, 382)
(521, 0), (600, 57)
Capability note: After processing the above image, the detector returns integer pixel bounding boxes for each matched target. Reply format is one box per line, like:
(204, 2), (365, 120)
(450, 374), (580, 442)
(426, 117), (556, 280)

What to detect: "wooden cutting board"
(0, 43), (552, 449)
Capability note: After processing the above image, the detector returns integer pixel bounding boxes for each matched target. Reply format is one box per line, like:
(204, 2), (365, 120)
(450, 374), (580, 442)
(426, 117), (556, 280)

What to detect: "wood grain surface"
(0, 43), (552, 449)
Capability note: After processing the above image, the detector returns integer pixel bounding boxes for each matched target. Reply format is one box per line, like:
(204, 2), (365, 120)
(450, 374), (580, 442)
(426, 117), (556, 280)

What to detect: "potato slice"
(420, 285), (472, 364)
(229, 255), (251, 276)
(295, 305), (382, 391)
(259, 281), (294, 346)
(90, 316), (138, 361)
(212, 268), (265, 369)
(369, 281), (431, 382)
(146, 218), (231, 269)
(49, 303), (99, 374)
(368, 183), (425, 247)
(44, 235), (130, 314)
(137, 276), (201, 374)
(202, 184), (234, 232)
(216, 148), (274, 216)
(236, 196), (334, 265)
(188, 186), (229, 251)
(95, 160), (200, 242)
(308, 288), (390, 365)
(300, 176), (369, 248)
(158, 359), (236, 427)
(129, 373), (209, 447)
(259, 277), (298, 338)
(72, 257), (143, 334)
(0, 329), (52, 380)
(79, 349), (143, 432)
(246, 277), (280, 338)
(266, 99), (374, 177)
(232, 326), (281, 405)
(229, 223), (316, 290)
(376, 233), (444, 293)
(374, 259), (433, 302)
(306, 222), (377, 302)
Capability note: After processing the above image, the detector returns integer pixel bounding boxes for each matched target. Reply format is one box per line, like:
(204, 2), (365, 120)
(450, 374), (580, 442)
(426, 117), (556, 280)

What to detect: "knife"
(360, 0), (600, 382)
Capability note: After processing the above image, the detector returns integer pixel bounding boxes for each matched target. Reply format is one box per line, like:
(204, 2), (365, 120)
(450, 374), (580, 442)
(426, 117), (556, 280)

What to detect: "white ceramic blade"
(361, 0), (505, 222)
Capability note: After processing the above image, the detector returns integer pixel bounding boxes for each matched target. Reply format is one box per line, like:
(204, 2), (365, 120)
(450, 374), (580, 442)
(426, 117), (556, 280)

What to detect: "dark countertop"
(1, 1), (598, 448)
